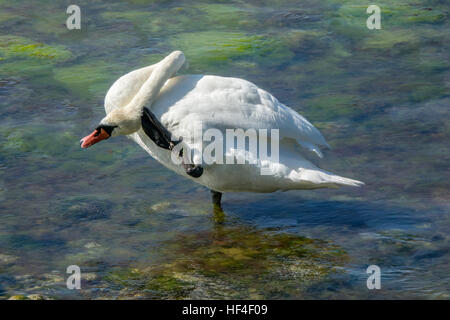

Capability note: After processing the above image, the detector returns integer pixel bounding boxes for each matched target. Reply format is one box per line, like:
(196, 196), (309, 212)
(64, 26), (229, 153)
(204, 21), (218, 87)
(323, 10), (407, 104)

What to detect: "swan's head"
(80, 108), (141, 148)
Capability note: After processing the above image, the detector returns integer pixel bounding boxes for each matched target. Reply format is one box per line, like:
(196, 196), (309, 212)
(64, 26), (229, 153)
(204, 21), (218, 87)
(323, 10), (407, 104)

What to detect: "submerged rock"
(84, 242), (102, 249)
(0, 253), (18, 265)
(8, 295), (28, 300)
(105, 224), (348, 299)
(150, 201), (171, 212)
(26, 294), (47, 300)
(266, 9), (322, 28)
(56, 197), (112, 223)
(7, 294), (50, 300)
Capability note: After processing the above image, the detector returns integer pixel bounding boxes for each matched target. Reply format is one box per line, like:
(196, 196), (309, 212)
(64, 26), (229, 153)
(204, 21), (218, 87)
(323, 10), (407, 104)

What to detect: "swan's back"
(153, 75), (328, 156)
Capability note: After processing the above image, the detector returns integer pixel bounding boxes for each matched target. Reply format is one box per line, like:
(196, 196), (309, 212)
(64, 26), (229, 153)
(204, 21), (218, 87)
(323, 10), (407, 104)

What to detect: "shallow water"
(0, 0), (449, 299)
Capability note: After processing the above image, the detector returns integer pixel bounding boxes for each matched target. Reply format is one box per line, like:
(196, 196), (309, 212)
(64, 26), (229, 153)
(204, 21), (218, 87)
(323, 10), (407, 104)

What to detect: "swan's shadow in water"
(221, 193), (427, 232)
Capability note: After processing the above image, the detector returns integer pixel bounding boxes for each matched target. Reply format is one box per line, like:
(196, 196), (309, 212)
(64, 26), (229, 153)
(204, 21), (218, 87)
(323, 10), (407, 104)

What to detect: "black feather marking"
(141, 107), (180, 150)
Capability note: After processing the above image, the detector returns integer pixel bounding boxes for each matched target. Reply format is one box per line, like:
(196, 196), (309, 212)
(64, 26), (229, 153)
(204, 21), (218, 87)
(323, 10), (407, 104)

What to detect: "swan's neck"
(125, 51), (186, 118)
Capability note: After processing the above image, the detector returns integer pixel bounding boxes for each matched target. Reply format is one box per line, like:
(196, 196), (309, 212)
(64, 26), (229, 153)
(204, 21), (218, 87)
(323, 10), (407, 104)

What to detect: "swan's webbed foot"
(177, 147), (203, 178)
(183, 163), (204, 178)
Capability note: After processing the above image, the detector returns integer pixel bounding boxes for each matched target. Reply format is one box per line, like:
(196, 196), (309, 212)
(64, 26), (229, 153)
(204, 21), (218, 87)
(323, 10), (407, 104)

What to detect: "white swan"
(81, 51), (363, 207)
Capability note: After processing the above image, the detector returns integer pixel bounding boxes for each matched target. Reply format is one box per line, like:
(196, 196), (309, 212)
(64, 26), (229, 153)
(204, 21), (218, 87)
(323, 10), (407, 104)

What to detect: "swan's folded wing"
(153, 75), (329, 158)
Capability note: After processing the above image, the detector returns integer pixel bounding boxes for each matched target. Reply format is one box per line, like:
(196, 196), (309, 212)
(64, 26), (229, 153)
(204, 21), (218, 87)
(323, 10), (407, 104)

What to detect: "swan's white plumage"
(104, 52), (363, 193)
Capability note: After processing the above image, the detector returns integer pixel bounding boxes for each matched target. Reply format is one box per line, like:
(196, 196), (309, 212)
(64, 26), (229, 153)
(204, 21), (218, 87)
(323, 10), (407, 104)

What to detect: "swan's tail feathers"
(290, 169), (364, 188)
(324, 173), (365, 187)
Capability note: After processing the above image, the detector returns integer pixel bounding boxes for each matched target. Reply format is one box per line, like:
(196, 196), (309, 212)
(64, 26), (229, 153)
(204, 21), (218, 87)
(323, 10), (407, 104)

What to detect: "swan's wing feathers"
(157, 75), (328, 158)
(131, 74), (362, 191)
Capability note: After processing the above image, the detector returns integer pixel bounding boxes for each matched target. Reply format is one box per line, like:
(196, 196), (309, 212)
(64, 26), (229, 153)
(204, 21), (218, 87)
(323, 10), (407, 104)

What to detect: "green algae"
(369, 1), (446, 26)
(8, 295), (29, 300)
(192, 3), (257, 30)
(102, 3), (258, 37)
(0, 35), (71, 62)
(102, 8), (193, 36)
(1, 126), (75, 157)
(361, 29), (421, 51)
(282, 29), (328, 52)
(0, 36), (72, 80)
(105, 224), (348, 299)
(123, 0), (173, 4)
(53, 60), (112, 97)
(305, 94), (361, 121)
(0, 11), (22, 24)
(32, 10), (71, 37)
(106, 269), (194, 298)
(168, 31), (293, 71)
(327, 1), (447, 45)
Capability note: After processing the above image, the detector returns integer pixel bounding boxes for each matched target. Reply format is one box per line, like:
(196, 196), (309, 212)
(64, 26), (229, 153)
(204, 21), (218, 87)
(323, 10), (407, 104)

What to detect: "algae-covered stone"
(328, 0), (446, 43)
(150, 201), (171, 212)
(106, 224), (348, 299)
(1, 126), (76, 157)
(327, 3), (369, 41)
(265, 8), (322, 28)
(168, 31), (293, 71)
(282, 29), (328, 54)
(53, 60), (112, 97)
(0, 35), (71, 62)
(8, 295), (29, 300)
(192, 3), (257, 30)
(0, 180), (5, 202)
(304, 94), (361, 121)
(0, 253), (18, 265)
(0, 11), (23, 24)
(102, 3), (257, 37)
(2, 130), (32, 153)
(361, 29), (421, 51)
(0, 36), (72, 79)
(102, 9), (191, 36)
(106, 268), (194, 299)
(56, 196), (111, 222)
(84, 242), (102, 249)
(26, 294), (47, 300)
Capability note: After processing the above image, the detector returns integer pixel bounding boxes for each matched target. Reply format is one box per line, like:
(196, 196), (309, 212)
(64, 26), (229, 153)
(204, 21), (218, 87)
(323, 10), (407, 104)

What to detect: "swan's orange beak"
(80, 128), (110, 148)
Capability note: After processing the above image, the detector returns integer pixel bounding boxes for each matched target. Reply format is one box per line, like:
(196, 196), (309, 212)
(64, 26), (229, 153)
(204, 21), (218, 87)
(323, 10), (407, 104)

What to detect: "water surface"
(0, 0), (449, 299)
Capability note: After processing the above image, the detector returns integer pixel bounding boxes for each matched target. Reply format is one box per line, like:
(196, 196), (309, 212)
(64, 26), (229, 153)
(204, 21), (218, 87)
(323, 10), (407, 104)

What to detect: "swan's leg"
(211, 190), (222, 207)
(142, 107), (203, 178)
(211, 190), (225, 223)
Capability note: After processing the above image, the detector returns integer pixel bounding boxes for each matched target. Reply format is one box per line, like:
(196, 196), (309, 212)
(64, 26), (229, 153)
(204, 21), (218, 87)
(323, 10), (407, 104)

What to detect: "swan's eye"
(94, 128), (101, 137)
(96, 125), (117, 136)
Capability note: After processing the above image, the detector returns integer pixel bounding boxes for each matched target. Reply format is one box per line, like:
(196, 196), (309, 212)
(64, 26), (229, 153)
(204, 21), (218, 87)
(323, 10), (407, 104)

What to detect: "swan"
(80, 51), (363, 208)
